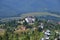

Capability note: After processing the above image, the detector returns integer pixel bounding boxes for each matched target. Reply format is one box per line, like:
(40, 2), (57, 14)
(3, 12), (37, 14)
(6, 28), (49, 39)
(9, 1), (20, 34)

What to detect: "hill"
(20, 12), (60, 18)
(0, 12), (60, 21)
(20, 12), (60, 21)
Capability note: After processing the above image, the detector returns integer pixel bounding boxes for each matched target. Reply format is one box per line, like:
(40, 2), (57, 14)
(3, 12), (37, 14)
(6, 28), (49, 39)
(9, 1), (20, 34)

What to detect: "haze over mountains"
(0, 0), (60, 17)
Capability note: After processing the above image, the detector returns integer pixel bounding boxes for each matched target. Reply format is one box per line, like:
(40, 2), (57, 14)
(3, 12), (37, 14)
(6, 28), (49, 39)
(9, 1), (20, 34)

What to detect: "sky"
(0, 0), (60, 17)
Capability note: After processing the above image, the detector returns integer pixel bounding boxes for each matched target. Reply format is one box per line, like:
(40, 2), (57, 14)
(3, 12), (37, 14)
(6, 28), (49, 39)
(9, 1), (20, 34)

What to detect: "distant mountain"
(0, 0), (60, 17)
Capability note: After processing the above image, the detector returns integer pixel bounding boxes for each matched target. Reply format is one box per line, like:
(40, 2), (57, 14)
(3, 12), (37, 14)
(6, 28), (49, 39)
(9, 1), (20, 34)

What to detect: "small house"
(25, 16), (35, 24)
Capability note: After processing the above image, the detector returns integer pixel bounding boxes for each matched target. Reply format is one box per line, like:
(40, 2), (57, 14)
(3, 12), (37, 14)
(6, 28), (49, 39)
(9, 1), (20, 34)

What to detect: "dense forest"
(0, 17), (60, 40)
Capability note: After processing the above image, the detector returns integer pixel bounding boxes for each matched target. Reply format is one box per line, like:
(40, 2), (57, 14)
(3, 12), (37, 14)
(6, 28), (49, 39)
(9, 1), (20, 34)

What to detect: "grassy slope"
(20, 12), (60, 18)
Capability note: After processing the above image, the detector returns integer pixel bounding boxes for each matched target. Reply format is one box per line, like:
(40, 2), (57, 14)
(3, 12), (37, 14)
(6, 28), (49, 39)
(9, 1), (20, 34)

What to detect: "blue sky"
(0, 0), (60, 17)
